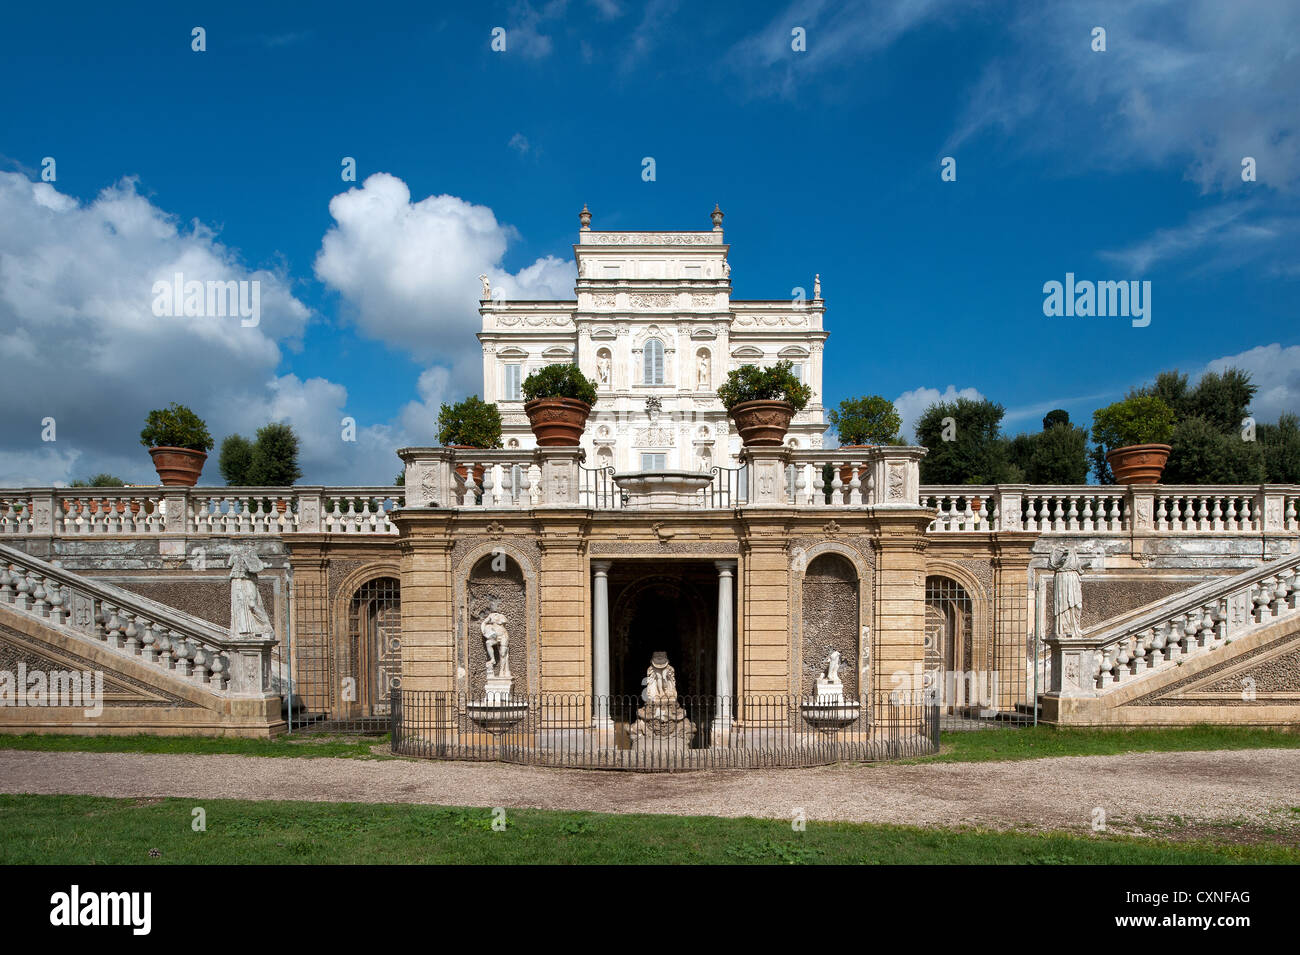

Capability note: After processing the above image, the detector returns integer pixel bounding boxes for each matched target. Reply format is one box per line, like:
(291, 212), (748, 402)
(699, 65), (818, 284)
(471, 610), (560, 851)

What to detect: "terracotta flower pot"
(148, 446), (208, 487)
(448, 445), (487, 484)
(1106, 443), (1171, 485)
(524, 398), (591, 447)
(730, 399), (795, 447)
(836, 445), (873, 486)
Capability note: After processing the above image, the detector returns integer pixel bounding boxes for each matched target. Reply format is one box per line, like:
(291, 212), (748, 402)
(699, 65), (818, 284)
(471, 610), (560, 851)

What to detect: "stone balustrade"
(1046, 548), (1300, 697)
(3, 474), (1298, 533)
(0, 541), (276, 697)
(0, 487), (404, 537)
(919, 484), (1300, 536)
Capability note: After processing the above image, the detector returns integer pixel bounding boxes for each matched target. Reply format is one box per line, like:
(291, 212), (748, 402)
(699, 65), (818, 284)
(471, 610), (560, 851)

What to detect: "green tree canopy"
(220, 423), (302, 486)
(915, 397), (1018, 484)
(1259, 413), (1300, 483)
(219, 434), (255, 485)
(828, 395), (902, 446)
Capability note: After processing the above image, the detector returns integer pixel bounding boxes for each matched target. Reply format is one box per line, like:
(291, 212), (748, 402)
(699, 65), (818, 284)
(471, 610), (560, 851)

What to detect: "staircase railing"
(1048, 548), (1300, 697)
(0, 541), (276, 697)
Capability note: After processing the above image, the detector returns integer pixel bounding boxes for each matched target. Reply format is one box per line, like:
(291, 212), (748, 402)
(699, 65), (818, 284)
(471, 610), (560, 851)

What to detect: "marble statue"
(822, 649), (842, 684)
(228, 546), (274, 640)
(480, 600), (511, 680)
(597, 354), (611, 386)
(813, 273), (821, 299)
(629, 651), (695, 747)
(697, 353), (709, 389)
(815, 647), (845, 702)
(722, 260), (731, 279)
(479, 273), (491, 300)
(1050, 546), (1084, 639)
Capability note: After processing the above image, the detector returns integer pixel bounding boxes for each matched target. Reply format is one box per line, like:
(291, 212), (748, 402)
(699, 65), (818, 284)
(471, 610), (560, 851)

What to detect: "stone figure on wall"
(227, 546), (274, 640)
(697, 353), (709, 389)
(480, 600), (511, 679)
(1050, 546), (1084, 639)
(813, 273), (821, 299)
(822, 649), (842, 685)
(479, 273), (491, 300)
(597, 353), (611, 387)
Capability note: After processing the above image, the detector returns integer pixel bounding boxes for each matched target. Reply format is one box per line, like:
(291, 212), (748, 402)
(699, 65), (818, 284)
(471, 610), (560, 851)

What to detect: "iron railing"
(580, 465), (624, 509)
(709, 466), (747, 508)
(391, 691), (938, 770)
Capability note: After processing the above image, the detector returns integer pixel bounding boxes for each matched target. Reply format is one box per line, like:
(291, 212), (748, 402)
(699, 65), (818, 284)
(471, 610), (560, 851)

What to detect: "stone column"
(591, 560), (612, 726)
(713, 560), (737, 732)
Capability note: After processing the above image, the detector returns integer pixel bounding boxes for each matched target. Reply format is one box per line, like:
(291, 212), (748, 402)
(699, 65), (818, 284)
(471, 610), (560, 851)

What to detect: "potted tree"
(1091, 395), (1176, 484)
(828, 395), (901, 485)
(522, 364), (598, 446)
(717, 361), (812, 447)
(438, 395), (503, 483)
(140, 403), (214, 486)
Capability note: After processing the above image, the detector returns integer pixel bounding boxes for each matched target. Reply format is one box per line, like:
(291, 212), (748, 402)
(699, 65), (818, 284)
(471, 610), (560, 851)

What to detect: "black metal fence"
(391, 691), (938, 770)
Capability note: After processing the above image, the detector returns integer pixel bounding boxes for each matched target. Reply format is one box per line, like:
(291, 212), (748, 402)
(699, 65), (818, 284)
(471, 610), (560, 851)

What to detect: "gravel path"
(3, 748), (1299, 833)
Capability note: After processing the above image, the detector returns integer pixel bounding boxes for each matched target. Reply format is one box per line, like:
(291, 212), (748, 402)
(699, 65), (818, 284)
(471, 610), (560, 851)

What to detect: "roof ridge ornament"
(711, 203), (724, 231)
(579, 203), (592, 231)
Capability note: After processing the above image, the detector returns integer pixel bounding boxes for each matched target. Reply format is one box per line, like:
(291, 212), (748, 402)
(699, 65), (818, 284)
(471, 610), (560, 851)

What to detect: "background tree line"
(909, 366), (1299, 485)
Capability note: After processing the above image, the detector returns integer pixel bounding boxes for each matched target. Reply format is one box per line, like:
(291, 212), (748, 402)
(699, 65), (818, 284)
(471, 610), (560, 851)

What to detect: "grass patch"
(0, 794), (1295, 865)
(0, 733), (391, 760)
(901, 724), (1300, 764)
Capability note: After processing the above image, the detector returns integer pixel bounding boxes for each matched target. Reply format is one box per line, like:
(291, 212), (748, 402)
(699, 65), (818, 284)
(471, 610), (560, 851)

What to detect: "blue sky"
(1, 0), (1296, 484)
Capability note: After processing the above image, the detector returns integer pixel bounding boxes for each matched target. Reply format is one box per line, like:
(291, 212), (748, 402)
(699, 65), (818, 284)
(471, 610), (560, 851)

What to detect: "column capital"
(591, 559), (612, 575)
(713, 559), (737, 575)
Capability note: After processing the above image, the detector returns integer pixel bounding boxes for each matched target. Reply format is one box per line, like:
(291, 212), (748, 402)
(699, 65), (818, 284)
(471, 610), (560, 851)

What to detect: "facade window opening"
(504, 364), (522, 401)
(643, 339), (665, 385)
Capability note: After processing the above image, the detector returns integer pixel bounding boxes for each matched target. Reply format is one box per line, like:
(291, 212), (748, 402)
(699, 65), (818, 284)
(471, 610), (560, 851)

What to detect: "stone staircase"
(0, 541), (284, 736)
(1043, 547), (1300, 726)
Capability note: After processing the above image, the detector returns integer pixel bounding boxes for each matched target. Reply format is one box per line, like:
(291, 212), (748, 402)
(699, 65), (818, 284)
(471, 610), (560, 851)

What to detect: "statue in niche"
(629, 652), (695, 746)
(227, 545), (274, 640)
(478, 598), (511, 680)
(697, 353), (709, 389)
(822, 649), (842, 684)
(597, 353), (611, 387)
(1050, 546), (1084, 639)
(478, 274), (491, 300)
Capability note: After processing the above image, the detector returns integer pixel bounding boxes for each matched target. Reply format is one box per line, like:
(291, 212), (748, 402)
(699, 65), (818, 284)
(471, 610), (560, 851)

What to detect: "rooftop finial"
(579, 203), (592, 231)
(711, 203), (724, 231)
(813, 273), (822, 300)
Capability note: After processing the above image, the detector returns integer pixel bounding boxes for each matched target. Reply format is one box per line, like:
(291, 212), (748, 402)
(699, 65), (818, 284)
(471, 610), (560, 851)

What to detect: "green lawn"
(2, 724), (1297, 764)
(1, 794), (1295, 864)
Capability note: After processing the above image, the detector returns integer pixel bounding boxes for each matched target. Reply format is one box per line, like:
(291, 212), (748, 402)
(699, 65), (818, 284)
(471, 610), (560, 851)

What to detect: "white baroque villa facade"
(478, 206), (829, 472)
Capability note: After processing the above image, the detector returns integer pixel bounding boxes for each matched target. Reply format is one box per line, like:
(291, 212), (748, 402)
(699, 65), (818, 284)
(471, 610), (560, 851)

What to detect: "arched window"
(643, 339), (664, 385)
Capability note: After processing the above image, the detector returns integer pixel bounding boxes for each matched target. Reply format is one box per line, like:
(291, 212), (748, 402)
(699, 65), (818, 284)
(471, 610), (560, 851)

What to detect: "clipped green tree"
(915, 397), (1017, 484)
(1259, 413), (1300, 484)
(437, 395), (503, 448)
(246, 422), (303, 486)
(828, 395), (902, 447)
(219, 434), (256, 486)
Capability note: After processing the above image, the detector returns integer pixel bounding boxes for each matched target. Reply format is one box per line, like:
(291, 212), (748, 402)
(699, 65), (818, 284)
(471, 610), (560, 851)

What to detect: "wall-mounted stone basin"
(613, 470), (713, 509)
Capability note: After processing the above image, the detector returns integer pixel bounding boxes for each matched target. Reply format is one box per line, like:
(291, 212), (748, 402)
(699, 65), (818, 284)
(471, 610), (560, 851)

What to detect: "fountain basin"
(613, 470), (712, 509)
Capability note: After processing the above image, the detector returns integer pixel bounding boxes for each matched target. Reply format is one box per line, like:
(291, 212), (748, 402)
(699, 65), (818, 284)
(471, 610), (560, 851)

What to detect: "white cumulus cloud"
(892, 385), (987, 443)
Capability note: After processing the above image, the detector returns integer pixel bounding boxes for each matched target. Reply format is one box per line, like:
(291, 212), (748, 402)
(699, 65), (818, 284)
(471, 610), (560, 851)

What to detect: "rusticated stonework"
(1126, 633), (1300, 706)
(0, 624), (198, 707)
(800, 553), (860, 698)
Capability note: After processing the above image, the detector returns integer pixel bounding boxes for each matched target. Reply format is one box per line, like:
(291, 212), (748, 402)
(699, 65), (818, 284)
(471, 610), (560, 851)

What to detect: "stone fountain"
(800, 649), (861, 730)
(465, 600), (529, 733)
